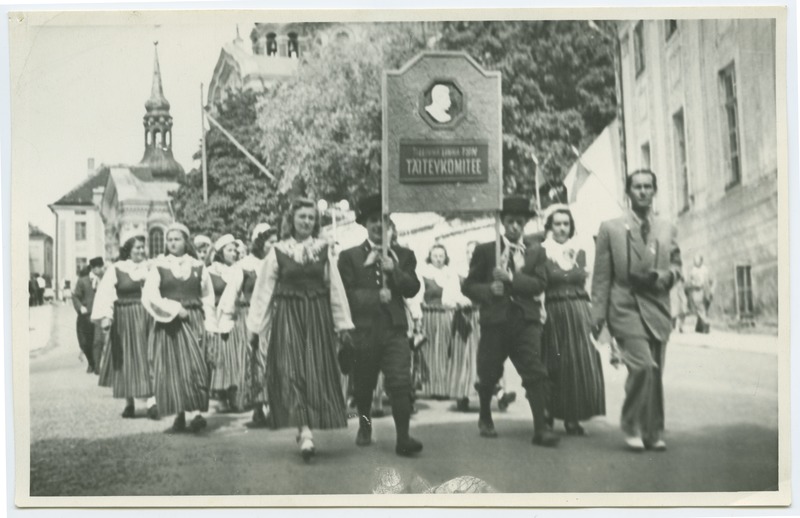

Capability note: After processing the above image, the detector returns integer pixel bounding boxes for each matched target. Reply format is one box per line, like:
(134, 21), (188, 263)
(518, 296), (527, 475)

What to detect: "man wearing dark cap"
(462, 196), (559, 447)
(72, 257), (105, 373)
(338, 194), (424, 457)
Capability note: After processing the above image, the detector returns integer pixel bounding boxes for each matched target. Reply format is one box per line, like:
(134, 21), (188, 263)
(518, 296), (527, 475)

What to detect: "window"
(719, 63), (741, 188)
(665, 20), (678, 40)
(75, 221), (87, 241)
(633, 21), (646, 76)
(75, 257), (88, 276)
(75, 210), (86, 216)
(149, 227), (165, 257)
(266, 33), (278, 56)
(673, 109), (690, 212)
(735, 265), (754, 318)
(288, 32), (299, 58)
(640, 142), (651, 169)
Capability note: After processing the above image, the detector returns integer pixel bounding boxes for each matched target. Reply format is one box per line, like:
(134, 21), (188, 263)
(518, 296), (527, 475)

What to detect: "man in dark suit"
(338, 194), (423, 457)
(72, 257), (105, 374)
(462, 196), (559, 447)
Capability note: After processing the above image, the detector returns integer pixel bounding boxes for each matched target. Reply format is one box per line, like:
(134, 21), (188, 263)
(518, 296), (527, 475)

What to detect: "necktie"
(640, 218), (651, 244)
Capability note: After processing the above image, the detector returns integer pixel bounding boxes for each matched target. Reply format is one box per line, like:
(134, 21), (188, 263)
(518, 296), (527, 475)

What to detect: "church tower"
(136, 42), (184, 180)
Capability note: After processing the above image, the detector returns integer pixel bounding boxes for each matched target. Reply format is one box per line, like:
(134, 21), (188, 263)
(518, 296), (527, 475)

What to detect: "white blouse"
(245, 237), (354, 335)
(419, 263), (472, 309)
(141, 254), (216, 333)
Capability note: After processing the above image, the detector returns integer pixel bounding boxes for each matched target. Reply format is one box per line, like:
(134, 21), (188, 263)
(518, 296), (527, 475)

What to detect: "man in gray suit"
(591, 170), (682, 451)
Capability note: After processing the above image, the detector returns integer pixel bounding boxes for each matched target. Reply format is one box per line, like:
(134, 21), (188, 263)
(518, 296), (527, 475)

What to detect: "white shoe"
(651, 439), (667, 451)
(625, 435), (645, 451)
(297, 430), (315, 461)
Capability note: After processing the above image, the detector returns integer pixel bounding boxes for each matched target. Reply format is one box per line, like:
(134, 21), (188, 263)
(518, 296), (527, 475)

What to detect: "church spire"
(138, 41), (183, 180)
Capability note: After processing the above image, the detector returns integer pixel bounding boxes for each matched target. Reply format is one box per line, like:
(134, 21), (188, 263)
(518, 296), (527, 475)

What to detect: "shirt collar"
(629, 209), (654, 226)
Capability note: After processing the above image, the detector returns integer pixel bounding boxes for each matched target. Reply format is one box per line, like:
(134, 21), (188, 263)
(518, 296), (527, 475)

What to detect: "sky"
(11, 11), (260, 236)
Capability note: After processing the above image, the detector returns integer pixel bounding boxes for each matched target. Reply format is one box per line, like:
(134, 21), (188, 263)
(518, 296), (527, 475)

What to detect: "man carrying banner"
(338, 194), (424, 457)
(462, 196), (559, 447)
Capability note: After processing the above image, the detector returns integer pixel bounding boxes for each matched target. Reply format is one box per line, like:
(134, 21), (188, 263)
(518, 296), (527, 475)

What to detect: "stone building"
(616, 19), (777, 323)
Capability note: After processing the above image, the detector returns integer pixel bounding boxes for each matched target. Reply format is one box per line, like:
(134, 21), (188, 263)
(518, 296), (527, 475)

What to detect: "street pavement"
(28, 303), (779, 496)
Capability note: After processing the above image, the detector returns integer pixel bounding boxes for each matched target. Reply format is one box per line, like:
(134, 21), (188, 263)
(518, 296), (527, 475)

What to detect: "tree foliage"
(436, 20), (617, 196)
(257, 23), (428, 205)
(170, 89), (281, 240)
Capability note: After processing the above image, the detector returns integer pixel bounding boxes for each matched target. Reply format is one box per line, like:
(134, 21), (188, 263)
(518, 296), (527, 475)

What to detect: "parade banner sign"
(383, 52), (502, 213)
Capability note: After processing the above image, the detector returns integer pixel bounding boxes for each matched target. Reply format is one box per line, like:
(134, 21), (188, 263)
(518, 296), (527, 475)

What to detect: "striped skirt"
(543, 295), (606, 422)
(418, 306), (453, 398)
(209, 310), (250, 407)
(109, 301), (154, 398)
(267, 290), (347, 430)
(97, 332), (115, 389)
(150, 304), (210, 416)
(445, 308), (480, 399)
(247, 304), (272, 406)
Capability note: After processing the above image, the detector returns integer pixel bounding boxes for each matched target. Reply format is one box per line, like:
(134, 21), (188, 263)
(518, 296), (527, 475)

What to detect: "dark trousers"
(76, 314), (96, 370)
(351, 322), (414, 441)
(617, 338), (666, 441)
(476, 307), (549, 429)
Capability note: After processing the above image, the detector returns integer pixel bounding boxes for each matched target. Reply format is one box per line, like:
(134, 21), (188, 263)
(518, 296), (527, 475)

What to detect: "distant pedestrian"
(28, 276), (36, 306)
(687, 255), (714, 334)
(670, 274), (688, 333)
(36, 273), (46, 306)
(591, 169), (682, 452)
(91, 235), (158, 419)
(142, 223), (216, 433)
(72, 258), (105, 374)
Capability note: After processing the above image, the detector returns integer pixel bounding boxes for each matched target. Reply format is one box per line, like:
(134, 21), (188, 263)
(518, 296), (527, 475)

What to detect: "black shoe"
(565, 422), (585, 436)
(121, 405), (135, 419)
(172, 413), (186, 432)
(478, 418), (498, 438)
(532, 429), (560, 447)
(86, 364), (95, 374)
(395, 437), (423, 457)
(456, 397), (470, 412)
(252, 405), (268, 426)
(356, 416), (372, 446)
(147, 405), (160, 421)
(189, 415), (207, 433)
(498, 391), (516, 411)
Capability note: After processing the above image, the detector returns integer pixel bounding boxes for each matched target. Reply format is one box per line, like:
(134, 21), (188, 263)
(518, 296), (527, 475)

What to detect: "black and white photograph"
(7, 4), (791, 508)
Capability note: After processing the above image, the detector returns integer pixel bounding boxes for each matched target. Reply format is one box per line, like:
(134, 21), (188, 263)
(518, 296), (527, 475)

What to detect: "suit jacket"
(462, 239), (548, 325)
(72, 275), (97, 315)
(591, 212), (682, 342)
(338, 240), (421, 330)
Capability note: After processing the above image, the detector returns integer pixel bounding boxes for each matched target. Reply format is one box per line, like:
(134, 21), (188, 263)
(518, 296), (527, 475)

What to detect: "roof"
(51, 167), (110, 207)
(28, 223), (51, 240)
(108, 166), (178, 203)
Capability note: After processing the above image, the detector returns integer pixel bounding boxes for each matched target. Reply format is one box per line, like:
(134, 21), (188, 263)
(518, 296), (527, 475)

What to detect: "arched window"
(288, 32), (299, 58)
(154, 130), (162, 146)
(149, 227), (164, 257)
(146, 130), (152, 146)
(266, 33), (278, 56)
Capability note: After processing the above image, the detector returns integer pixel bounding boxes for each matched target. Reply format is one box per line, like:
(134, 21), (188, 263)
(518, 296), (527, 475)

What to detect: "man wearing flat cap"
(338, 194), (424, 457)
(462, 196), (559, 447)
(72, 256), (106, 373)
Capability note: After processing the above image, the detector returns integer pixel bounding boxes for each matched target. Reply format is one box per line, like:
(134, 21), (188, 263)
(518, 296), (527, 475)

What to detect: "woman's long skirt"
(445, 307), (480, 399)
(543, 297), (606, 422)
(97, 332), (115, 389)
(417, 306), (453, 398)
(150, 305), (210, 416)
(267, 291), (347, 430)
(209, 307), (250, 408)
(97, 301), (154, 399)
(249, 304), (272, 406)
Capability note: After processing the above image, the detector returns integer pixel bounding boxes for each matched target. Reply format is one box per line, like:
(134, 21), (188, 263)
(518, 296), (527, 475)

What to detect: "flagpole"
(200, 83), (208, 203)
(532, 153), (543, 230)
(205, 110), (275, 181)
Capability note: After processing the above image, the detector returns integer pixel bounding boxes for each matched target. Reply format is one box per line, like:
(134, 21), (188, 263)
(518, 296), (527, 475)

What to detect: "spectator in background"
(36, 273), (46, 306)
(687, 255), (714, 334)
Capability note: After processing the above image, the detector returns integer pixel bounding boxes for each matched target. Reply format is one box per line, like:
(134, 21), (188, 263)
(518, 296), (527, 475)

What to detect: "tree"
(170, 89), (281, 239)
(436, 21), (617, 197)
(256, 24), (428, 205)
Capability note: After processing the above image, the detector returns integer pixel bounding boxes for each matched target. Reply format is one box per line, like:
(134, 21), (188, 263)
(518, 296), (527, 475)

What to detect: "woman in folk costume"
(193, 235), (213, 267)
(207, 233), (250, 413)
(218, 223), (278, 426)
(416, 244), (474, 407)
(142, 223), (216, 433)
(540, 205), (605, 435)
(92, 235), (158, 419)
(246, 198), (354, 461)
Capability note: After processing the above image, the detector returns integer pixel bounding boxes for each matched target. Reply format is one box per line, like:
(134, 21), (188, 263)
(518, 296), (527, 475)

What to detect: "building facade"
(28, 224), (54, 282)
(616, 19), (778, 324)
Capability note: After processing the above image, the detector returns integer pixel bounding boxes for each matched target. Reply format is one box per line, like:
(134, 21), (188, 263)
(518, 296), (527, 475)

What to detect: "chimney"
(87, 158), (95, 177)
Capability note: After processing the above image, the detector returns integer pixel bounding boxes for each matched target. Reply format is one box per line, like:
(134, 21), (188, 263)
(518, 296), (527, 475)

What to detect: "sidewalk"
(27, 302), (66, 357)
(669, 327), (779, 356)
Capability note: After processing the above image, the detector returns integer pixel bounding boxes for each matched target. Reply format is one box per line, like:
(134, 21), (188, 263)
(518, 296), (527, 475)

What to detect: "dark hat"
(89, 257), (105, 268)
(501, 196), (537, 218)
(355, 194), (382, 226)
